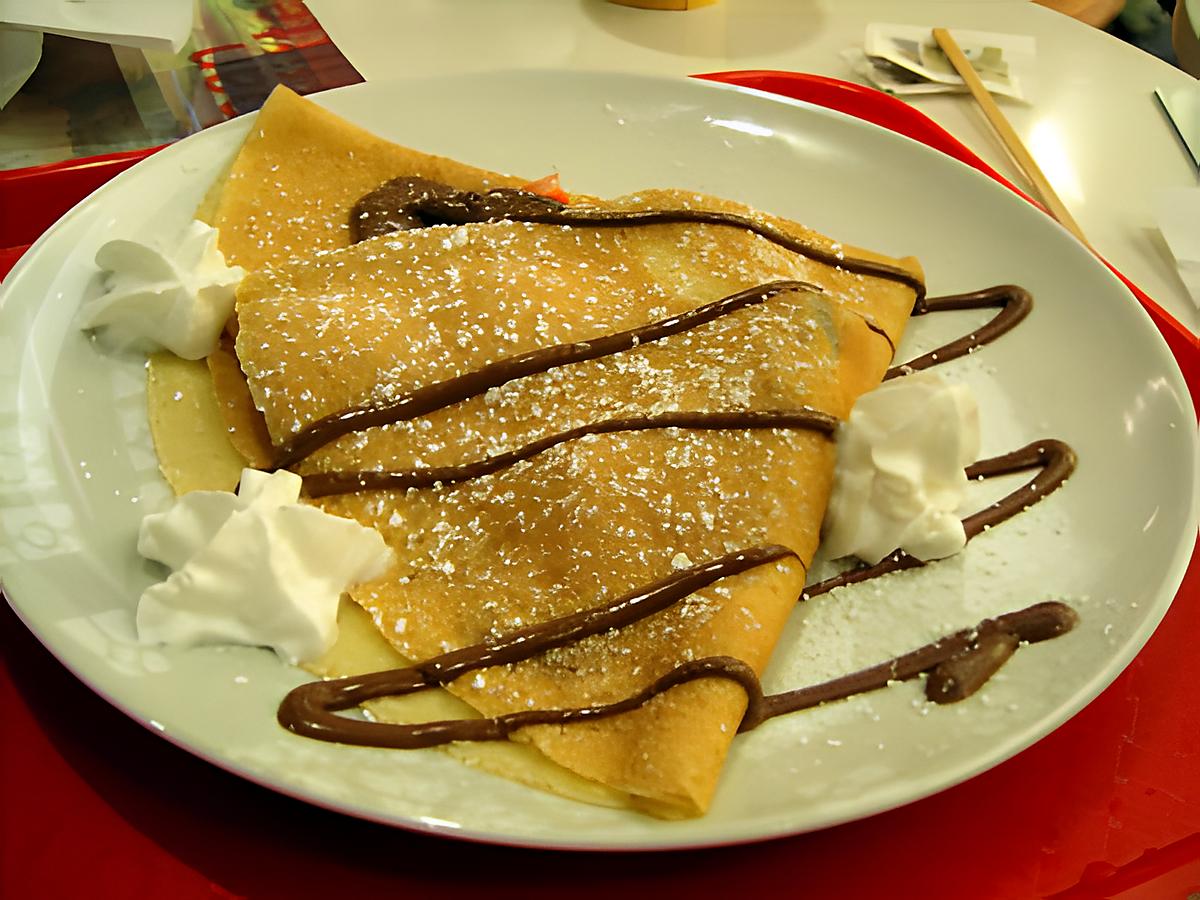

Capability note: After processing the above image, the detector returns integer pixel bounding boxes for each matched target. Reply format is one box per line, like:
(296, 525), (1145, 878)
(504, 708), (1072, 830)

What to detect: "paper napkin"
(1157, 187), (1200, 310)
(848, 24), (1035, 101)
(0, 0), (193, 54)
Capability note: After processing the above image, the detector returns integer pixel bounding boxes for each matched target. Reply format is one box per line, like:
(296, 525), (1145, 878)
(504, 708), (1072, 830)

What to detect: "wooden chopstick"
(932, 27), (1091, 248)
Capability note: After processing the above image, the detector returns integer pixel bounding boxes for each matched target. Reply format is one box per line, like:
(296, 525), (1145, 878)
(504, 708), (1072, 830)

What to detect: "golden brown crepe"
(149, 87), (924, 818)
(200, 85), (525, 271)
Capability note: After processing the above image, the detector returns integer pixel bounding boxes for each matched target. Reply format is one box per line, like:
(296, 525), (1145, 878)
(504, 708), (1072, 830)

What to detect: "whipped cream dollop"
(78, 220), (244, 360)
(137, 469), (394, 664)
(821, 371), (980, 565)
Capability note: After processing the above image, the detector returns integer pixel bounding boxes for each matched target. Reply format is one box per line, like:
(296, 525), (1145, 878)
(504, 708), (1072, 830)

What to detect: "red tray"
(2, 72), (1198, 900)
(0, 146), (166, 275)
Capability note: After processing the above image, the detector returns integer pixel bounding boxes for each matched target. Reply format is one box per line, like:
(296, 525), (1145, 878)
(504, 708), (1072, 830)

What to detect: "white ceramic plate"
(1, 72), (1195, 851)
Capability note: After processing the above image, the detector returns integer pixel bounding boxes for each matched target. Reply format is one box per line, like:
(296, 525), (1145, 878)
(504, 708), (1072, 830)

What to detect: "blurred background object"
(1174, 0), (1200, 74)
(1036, 0), (1183, 65)
(607, 0), (719, 7)
(1034, 0), (1126, 27)
(0, 0), (362, 171)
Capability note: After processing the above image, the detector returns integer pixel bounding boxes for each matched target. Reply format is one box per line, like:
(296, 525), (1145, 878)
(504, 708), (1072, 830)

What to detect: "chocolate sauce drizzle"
(280, 434), (1077, 748)
(272, 279), (820, 469)
(350, 178), (926, 298)
(271, 181), (1080, 756)
(303, 408), (839, 499)
(295, 282), (1036, 494)
(744, 600), (1076, 727)
(804, 439), (1077, 599)
(886, 285), (1033, 379)
(287, 200), (1028, 472)
(303, 178), (933, 471)
(279, 546), (800, 747)
(279, 551), (1076, 748)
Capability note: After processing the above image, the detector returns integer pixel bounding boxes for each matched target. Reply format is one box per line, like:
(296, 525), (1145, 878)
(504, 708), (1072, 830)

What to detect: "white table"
(306, 0), (1200, 336)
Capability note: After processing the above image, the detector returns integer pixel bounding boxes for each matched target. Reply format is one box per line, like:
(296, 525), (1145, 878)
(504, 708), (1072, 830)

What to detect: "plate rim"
(1, 69), (1197, 852)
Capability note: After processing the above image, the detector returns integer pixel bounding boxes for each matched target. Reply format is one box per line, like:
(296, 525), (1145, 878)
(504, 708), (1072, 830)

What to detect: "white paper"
(1157, 187), (1200, 309)
(844, 47), (974, 97)
(0, 0), (193, 54)
(0, 27), (41, 110)
(863, 23), (1035, 101)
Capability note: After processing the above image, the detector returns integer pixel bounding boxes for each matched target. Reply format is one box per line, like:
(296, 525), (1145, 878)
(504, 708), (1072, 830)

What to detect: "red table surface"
(2, 73), (1198, 900)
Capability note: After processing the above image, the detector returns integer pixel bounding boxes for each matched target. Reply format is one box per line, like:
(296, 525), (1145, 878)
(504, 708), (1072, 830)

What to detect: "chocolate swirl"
(303, 408), (839, 499)
(804, 440), (1077, 598)
(284, 180), (939, 469)
(887, 285), (1033, 379)
(294, 284), (1041, 497)
(350, 178), (925, 298)
(279, 546), (800, 746)
(745, 600), (1077, 727)
(281, 435), (1077, 749)
(279, 543), (1076, 747)
(351, 178), (566, 241)
(270, 182), (1080, 758)
(271, 279), (820, 469)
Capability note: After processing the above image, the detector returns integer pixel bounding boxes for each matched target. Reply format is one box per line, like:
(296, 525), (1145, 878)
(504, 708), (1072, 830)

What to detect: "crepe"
(229, 219), (918, 815)
(149, 87), (925, 817)
(199, 85), (525, 272)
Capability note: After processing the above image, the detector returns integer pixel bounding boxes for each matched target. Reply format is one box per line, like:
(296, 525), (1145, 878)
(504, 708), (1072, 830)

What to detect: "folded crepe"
(149, 87), (924, 818)
(199, 85), (525, 271)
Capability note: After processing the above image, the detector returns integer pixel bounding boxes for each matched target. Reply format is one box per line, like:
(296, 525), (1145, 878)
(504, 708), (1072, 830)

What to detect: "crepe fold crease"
(151, 86), (924, 818)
